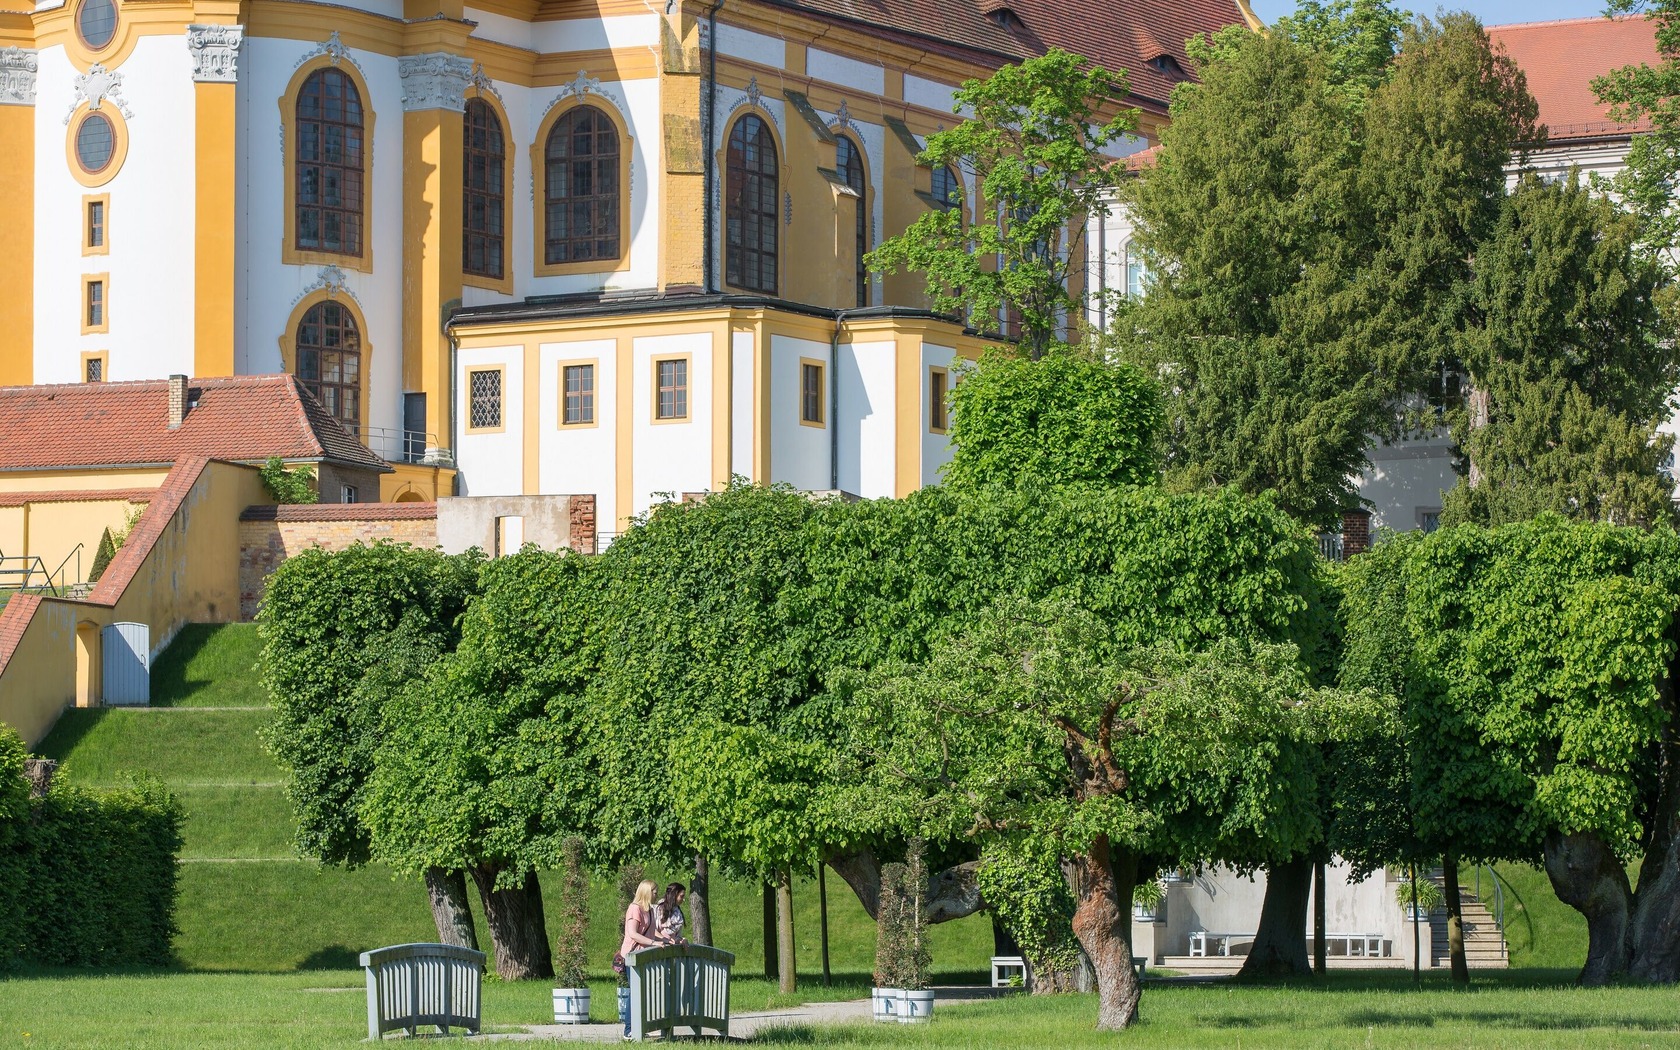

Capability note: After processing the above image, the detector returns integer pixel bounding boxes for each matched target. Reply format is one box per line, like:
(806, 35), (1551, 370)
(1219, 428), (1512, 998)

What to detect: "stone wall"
(435, 495), (597, 556)
(238, 503), (439, 620)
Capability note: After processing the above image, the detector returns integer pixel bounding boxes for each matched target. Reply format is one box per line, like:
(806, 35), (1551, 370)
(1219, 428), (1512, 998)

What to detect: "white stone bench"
(1189, 930), (1256, 957)
(360, 942), (485, 1040)
(626, 943), (735, 1041)
(991, 955), (1026, 988)
(1321, 932), (1386, 957)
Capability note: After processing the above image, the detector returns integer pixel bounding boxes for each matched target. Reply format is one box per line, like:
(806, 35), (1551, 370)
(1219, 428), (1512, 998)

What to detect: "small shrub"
(87, 528), (116, 583)
(1395, 877), (1444, 913)
(873, 862), (908, 988)
(554, 837), (589, 987)
(1133, 879), (1165, 910)
(259, 456), (318, 505)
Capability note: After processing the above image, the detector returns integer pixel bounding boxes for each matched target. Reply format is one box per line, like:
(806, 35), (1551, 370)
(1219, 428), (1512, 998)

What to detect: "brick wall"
(1342, 510), (1372, 558)
(569, 495), (597, 555)
(238, 503), (439, 620)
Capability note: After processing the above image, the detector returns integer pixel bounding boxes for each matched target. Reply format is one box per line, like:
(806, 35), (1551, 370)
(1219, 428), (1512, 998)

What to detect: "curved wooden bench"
(360, 942), (485, 1039)
(626, 943), (735, 1041)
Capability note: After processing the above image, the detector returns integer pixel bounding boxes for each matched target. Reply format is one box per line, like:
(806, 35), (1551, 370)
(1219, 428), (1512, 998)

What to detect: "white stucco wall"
(714, 21), (785, 66)
(808, 48), (884, 96)
(921, 342), (958, 486)
(630, 331), (713, 515)
(836, 339), (895, 498)
(539, 338), (617, 526)
(34, 37), (198, 382)
(1358, 432), (1457, 533)
(454, 343), (524, 496)
(768, 333), (831, 491)
(903, 73), (957, 116)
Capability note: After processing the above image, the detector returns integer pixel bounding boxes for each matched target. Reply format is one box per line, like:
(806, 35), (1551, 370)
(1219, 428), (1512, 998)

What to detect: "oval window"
(77, 0), (118, 51)
(76, 113), (115, 174)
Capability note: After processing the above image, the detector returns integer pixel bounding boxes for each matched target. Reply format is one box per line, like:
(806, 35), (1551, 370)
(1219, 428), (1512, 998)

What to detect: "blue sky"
(1251, 0), (1611, 28)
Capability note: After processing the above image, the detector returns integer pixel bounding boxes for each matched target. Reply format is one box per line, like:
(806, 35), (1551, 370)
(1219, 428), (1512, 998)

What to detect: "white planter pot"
(1133, 905), (1157, 922)
(871, 987), (898, 1022)
(896, 988), (934, 1024)
(552, 987), (591, 1024)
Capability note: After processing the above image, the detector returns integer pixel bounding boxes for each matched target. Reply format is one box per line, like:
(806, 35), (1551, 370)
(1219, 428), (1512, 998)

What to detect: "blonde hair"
(634, 879), (657, 910)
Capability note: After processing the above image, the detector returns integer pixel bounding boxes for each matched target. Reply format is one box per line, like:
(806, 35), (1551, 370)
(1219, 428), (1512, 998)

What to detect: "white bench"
(991, 955), (1026, 988)
(626, 943), (735, 1041)
(1321, 932), (1386, 957)
(360, 942), (484, 1040)
(1188, 931), (1256, 957)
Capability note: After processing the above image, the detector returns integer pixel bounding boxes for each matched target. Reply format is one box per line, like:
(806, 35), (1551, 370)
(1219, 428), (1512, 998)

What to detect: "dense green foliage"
(1444, 173), (1678, 528)
(0, 729), (184, 968)
(1119, 12), (1536, 527)
(868, 49), (1134, 352)
(1597, 0), (1680, 260)
(941, 348), (1162, 489)
(87, 527), (116, 584)
(258, 457), (319, 505)
(259, 542), (481, 866)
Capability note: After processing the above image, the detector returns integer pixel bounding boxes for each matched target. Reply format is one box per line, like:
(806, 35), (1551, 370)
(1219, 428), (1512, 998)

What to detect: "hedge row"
(0, 730), (184, 968)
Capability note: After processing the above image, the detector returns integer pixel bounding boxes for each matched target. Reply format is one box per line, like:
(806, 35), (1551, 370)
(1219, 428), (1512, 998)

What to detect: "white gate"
(102, 622), (150, 705)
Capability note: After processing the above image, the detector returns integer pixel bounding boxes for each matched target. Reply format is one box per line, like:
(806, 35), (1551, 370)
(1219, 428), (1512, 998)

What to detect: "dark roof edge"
(448, 293), (983, 334)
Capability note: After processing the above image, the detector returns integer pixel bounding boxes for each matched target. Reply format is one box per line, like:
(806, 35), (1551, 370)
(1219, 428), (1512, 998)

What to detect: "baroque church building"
(0, 0), (1247, 520)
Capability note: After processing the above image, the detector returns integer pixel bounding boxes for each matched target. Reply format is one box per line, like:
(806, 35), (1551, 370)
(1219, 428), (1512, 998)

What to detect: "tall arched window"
(295, 300), (362, 429)
(726, 115), (778, 295)
(544, 105), (621, 265)
(463, 98), (505, 280)
(296, 69), (365, 256)
(836, 135), (867, 307)
(931, 165), (961, 213)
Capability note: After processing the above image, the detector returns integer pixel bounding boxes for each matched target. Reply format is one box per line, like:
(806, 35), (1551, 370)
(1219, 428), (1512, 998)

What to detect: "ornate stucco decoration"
(399, 53), (473, 113)
(0, 47), (37, 107)
(64, 64), (132, 125)
(784, 191), (793, 227)
(724, 75), (781, 137)
(468, 63), (504, 106)
(834, 99), (860, 136)
(186, 24), (244, 84)
(554, 69), (603, 102)
(292, 31), (365, 79)
(291, 265), (358, 308)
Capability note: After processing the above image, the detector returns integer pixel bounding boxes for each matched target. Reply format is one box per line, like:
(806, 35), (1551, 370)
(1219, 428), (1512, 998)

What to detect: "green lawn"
(1, 969), (1675, 1050)
(37, 708), (277, 786)
(148, 623), (269, 708)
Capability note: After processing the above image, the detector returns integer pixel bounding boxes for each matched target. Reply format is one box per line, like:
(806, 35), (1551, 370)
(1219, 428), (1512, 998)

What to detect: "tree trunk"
(690, 854), (713, 947)
(1631, 726), (1680, 982)
(1313, 859), (1327, 977)
(1067, 834), (1141, 1030)
(762, 882), (778, 980)
(826, 847), (985, 923)
(467, 864), (554, 980)
(23, 758), (57, 798)
(819, 865), (832, 987)
(1443, 856), (1469, 986)
(424, 867), (480, 952)
(1238, 857), (1313, 978)
(1543, 831), (1632, 985)
(776, 868), (797, 994)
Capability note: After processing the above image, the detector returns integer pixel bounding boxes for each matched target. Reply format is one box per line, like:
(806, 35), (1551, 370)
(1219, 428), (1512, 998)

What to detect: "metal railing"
(1317, 533), (1345, 562)
(344, 425), (456, 468)
(1474, 865), (1507, 956)
(0, 543), (83, 597)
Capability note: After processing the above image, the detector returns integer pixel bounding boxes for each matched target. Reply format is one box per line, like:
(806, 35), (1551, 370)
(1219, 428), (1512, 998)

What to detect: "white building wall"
(731, 330), (755, 479)
(539, 338), (617, 527)
(238, 36), (406, 438)
(34, 37), (198, 382)
(903, 73), (957, 115)
(454, 343), (525, 496)
(808, 48), (884, 95)
(714, 22), (785, 66)
(768, 334), (831, 491)
(1358, 433), (1458, 533)
(836, 340), (895, 499)
(921, 342), (957, 486)
(630, 331), (713, 516)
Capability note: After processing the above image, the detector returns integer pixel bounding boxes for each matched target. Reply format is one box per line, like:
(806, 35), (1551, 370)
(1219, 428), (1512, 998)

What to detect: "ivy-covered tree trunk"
(1068, 834), (1141, 1031)
(1443, 856), (1469, 985)
(775, 868), (797, 994)
(424, 867), (479, 952)
(1238, 858), (1313, 978)
(1543, 831), (1632, 985)
(1630, 721), (1680, 982)
(468, 863), (554, 980)
(690, 854), (713, 947)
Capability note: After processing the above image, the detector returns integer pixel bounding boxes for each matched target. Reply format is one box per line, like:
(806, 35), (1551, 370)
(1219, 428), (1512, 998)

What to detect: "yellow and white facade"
(0, 0), (1227, 516)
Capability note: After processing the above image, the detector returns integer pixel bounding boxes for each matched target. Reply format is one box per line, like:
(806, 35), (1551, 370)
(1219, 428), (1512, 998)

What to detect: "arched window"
(295, 300), (362, 429)
(296, 69), (365, 257)
(463, 98), (505, 280)
(726, 115), (778, 295)
(544, 105), (621, 265)
(836, 135), (868, 307)
(1123, 239), (1148, 299)
(931, 165), (961, 213)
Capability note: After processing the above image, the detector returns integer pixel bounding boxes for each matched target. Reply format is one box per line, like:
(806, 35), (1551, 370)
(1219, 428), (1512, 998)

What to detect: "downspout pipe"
(830, 308), (852, 492)
(704, 0), (726, 293)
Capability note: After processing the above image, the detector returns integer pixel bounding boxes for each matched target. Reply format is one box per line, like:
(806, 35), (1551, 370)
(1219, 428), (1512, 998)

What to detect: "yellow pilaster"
(894, 332), (923, 497)
(710, 319), (731, 490)
(194, 79), (237, 375)
(402, 105), (465, 445)
(0, 99), (33, 386)
(660, 6), (706, 291)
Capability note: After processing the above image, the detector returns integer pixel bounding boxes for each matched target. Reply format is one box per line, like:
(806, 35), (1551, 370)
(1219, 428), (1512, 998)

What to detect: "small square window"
(929, 367), (950, 434)
(341, 484), (359, 504)
(563, 363), (595, 425)
(83, 353), (105, 383)
(1419, 509), (1442, 534)
(468, 368), (503, 430)
(800, 360), (825, 426)
(655, 358), (688, 421)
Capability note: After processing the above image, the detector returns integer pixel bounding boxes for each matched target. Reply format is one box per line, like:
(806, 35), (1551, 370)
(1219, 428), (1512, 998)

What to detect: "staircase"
(1430, 892), (1508, 968)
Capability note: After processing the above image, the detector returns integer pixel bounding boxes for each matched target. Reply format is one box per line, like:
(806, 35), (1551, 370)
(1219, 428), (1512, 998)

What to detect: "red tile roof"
(1489, 16), (1660, 142)
(240, 502), (438, 522)
(0, 593), (42, 672)
(759, 0), (1249, 111)
(0, 375), (388, 474)
(0, 489), (153, 507)
(86, 457), (211, 606)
